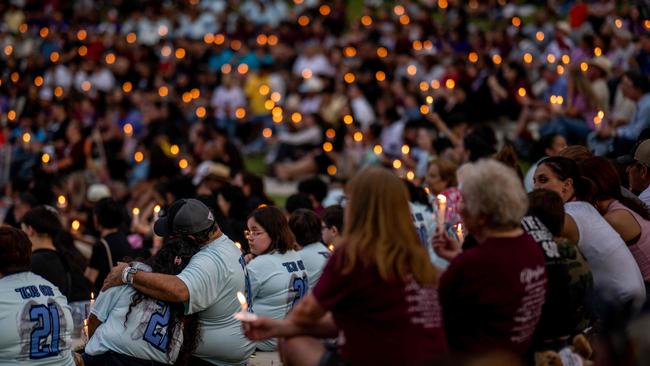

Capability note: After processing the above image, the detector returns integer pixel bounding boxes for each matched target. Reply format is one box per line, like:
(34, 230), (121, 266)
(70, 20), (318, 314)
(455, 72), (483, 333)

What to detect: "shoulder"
(605, 207), (636, 224)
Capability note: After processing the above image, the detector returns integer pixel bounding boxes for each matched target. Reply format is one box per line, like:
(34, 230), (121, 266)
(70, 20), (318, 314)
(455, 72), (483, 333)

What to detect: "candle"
(90, 292), (95, 308)
(233, 291), (258, 322)
(328, 244), (334, 251)
(456, 223), (464, 243)
(83, 319), (88, 341)
(437, 194), (447, 230)
(237, 291), (248, 313)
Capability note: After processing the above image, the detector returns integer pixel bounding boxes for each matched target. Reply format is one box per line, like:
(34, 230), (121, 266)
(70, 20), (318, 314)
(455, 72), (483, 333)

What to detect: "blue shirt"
(617, 93), (650, 140)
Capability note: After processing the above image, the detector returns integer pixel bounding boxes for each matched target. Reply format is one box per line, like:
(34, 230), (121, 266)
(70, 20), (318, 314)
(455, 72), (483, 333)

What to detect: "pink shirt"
(607, 200), (650, 281)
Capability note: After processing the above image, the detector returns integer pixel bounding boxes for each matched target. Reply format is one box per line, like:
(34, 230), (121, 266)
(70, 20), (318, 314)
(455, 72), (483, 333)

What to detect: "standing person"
(0, 227), (76, 365)
(289, 209), (330, 287)
(84, 236), (202, 366)
(434, 159), (547, 358)
(320, 205), (344, 248)
(85, 198), (133, 292)
(102, 198), (255, 365)
(533, 157), (646, 315)
(244, 167), (448, 365)
(245, 206), (308, 351)
(22, 206), (92, 302)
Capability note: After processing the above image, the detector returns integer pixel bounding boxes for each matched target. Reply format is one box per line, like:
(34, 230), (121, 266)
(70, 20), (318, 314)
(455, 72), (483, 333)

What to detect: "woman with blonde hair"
(244, 167), (448, 365)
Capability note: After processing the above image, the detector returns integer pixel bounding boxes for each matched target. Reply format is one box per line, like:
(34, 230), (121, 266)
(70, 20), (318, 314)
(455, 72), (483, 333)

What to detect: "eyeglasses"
(245, 229), (267, 239)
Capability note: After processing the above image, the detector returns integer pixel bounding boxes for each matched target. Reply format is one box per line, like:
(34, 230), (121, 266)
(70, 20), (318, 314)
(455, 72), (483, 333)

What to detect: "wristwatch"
(122, 266), (139, 286)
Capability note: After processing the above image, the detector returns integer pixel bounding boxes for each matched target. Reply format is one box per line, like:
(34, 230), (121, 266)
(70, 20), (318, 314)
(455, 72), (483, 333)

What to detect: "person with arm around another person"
(83, 236), (202, 366)
(244, 167), (448, 365)
(101, 198), (255, 366)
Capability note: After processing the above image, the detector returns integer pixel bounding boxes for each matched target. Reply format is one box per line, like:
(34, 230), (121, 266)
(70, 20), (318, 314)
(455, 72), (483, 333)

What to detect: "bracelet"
(121, 266), (131, 284)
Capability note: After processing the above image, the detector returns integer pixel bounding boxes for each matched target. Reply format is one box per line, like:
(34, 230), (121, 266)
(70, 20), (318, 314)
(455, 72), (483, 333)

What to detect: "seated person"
(245, 206), (308, 351)
(84, 237), (202, 366)
(0, 227), (76, 365)
(320, 205), (344, 248)
(289, 209), (330, 287)
(524, 189), (594, 348)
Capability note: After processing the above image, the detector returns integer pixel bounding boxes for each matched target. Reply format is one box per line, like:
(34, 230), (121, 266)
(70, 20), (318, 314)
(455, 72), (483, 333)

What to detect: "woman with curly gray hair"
(434, 159), (548, 359)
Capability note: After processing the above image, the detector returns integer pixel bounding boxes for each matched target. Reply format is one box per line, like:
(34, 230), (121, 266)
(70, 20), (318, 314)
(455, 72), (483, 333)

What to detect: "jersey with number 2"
(0, 272), (75, 365)
(85, 282), (182, 364)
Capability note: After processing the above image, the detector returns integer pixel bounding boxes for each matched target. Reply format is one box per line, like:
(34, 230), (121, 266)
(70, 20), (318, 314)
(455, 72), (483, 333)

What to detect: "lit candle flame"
(328, 244), (334, 251)
(457, 223), (464, 243)
(237, 291), (248, 312)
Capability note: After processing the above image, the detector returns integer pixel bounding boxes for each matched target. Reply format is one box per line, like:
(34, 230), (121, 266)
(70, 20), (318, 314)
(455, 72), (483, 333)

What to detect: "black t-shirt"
(32, 249), (68, 296)
(89, 232), (132, 291)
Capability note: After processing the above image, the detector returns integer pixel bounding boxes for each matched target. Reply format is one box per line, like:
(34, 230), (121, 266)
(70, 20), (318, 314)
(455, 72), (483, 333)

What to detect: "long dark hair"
(22, 206), (88, 276)
(538, 156), (594, 202)
(579, 157), (650, 219)
(125, 237), (202, 366)
(248, 206), (297, 254)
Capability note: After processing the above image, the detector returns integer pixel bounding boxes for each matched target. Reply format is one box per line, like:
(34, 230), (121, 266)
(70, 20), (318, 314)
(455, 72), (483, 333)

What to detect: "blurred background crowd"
(4, 0), (650, 364)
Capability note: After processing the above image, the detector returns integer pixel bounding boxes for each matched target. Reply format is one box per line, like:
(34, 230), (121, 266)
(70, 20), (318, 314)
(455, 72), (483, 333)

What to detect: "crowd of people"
(2, 0), (650, 365)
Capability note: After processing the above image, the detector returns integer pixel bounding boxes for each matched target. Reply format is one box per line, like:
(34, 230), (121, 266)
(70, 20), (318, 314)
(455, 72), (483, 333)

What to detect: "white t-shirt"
(86, 265), (182, 364)
(247, 250), (308, 351)
(176, 235), (255, 365)
(565, 201), (646, 309)
(0, 272), (75, 366)
(298, 242), (330, 287)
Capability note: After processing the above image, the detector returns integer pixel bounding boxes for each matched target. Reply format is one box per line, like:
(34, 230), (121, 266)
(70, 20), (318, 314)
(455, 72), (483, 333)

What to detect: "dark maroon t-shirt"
(439, 233), (547, 356)
(313, 247), (448, 365)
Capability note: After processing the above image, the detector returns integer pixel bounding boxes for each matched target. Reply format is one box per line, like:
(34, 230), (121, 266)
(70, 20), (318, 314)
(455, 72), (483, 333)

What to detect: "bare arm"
(101, 262), (189, 302)
(561, 214), (580, 244)
(87, 314), (101, 339)
(244, 293), (338, 340)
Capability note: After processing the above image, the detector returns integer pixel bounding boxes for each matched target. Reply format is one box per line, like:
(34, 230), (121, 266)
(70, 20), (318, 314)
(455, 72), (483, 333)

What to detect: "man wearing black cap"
(102, 198), (255, 365)
(621, 139), (650, 207)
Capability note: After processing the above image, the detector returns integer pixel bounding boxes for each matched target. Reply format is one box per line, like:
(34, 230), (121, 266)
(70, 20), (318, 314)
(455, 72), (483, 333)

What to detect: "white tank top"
(565, 201), (646, 307)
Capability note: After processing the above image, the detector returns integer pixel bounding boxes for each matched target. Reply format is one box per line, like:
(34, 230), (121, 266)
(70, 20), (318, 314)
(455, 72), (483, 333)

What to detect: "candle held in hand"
(456, 223), (464, 243)
(237, 291), (248, 313)
(233, 291), (258, 322)
(437, 194), (447, 230)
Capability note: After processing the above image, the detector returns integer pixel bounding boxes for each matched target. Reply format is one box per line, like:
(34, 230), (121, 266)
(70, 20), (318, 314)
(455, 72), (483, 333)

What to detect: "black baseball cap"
(153, 199), (215, 237)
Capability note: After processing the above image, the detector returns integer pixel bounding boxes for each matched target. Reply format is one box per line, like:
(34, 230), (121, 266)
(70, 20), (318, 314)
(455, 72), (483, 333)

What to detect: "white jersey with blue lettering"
(247, 250), (309, 351)
(410, 202), (448, 269)
(298, 242), (330, 287)
(0, 272), (75, 366)
(176, 234), (255, 365)
(86, 264), (183, 364)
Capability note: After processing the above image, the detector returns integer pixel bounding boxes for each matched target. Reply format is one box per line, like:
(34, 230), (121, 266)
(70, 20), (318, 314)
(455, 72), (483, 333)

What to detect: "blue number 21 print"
(143, 301), (171, 352)
(29, 304), (61, 359)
